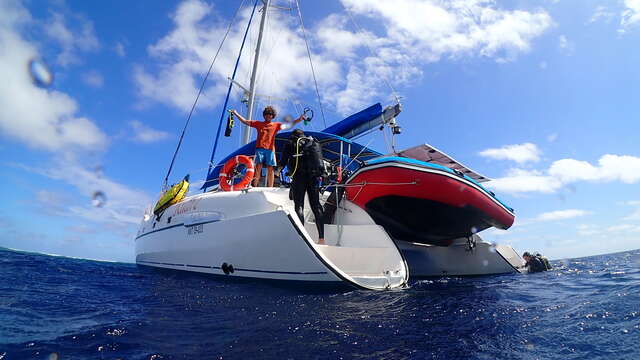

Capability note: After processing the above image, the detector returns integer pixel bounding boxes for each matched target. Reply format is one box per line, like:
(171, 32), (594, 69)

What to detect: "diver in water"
(281, 129), (325, 244)
(536, 252), (552, 270)
(523, 252), (547, 273)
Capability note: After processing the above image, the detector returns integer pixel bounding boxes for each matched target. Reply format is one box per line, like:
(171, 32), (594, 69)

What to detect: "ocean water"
(1, 247), (639, 359)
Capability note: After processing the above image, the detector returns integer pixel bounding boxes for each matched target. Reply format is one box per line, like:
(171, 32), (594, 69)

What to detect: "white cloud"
(621, 0), (640, 29)
(82, 70), (104, 88)
(623, 200), (640, 221)
(557, 34), (574, 54)
(549, 155), (640, 184)
(0, 1), (107, 152)
(558, 34), (568, 48)
(26, 158), (152, 225)
(490, 154), (640, 194)
(114, 42), (126, 57)
(135, 0), (552, 115)
(577, 224), (599, 236)
(129, 120), (171, 143)
(547, 158), (601, 183)
(35, 189), (72, 216)
(44, 11), (100, 66)
(134, 1), (342, 112)
(589, 5), (614, 24)
(489, 168), (561, 194)
(478, 143), (541, 164)
(342, 0), (552, 62)
(535, 209), (590, 222)
(606, 224), (640, 232)
(316, 14), (376, 58)
(577, 222), (640, 236)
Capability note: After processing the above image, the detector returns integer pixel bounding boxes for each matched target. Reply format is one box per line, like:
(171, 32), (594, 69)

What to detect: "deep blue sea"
(1, 247), (639, 359)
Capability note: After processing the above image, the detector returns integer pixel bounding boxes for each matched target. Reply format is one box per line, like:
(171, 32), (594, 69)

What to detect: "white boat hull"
(396, 235), (523, 277)
(135, 188), (408, 290)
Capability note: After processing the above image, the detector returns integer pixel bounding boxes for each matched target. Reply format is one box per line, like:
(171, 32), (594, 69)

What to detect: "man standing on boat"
(231, 106), (305, 187)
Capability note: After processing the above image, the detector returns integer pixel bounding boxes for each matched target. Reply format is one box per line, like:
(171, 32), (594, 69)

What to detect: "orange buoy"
(219, 155), (255, 191)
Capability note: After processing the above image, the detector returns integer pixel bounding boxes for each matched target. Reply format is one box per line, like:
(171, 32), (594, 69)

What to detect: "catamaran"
(135, 0), (523, 290)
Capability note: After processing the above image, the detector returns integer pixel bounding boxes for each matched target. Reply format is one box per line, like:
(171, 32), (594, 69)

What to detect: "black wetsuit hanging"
(281, 134), (325, 239)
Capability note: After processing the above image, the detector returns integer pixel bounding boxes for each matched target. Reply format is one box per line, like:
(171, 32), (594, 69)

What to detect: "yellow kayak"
(154, 178), (189, 215)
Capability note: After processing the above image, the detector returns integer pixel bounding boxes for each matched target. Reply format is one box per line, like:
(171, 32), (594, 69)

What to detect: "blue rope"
(204, 0), (259, 191)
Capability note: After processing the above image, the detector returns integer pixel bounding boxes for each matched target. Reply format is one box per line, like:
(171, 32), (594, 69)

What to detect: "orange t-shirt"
(249, 120), (282, 150)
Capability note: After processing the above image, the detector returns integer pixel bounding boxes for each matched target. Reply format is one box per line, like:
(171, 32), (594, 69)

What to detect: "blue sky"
(1, 0), (639, 262)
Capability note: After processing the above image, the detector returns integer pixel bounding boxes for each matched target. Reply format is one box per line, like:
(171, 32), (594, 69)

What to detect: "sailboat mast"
(243, 0), (272, 145)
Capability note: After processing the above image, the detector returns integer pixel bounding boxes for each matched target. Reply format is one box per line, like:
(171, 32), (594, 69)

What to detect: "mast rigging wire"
(294, 0), (327, 129)
(162, 0), (247, 188)
(203, 0), (260, 191)
(343, 5), (401, 105)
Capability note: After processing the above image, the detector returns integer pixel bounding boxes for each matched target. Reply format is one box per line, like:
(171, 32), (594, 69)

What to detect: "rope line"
(341, 136), (375, 171)
(323, 180), (418, 190)
(323, 180), (419, 202)
(163, 0), (247, 189)
(295, 0), (327, 128)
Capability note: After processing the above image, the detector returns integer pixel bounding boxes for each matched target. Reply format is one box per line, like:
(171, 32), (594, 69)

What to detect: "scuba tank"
(289, 136), (324, 178)
(303, 137), (324, 177)
(224, 110), (234, 137)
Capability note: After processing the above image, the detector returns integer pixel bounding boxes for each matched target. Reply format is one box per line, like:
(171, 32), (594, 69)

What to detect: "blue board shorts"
(255, 148), (277, 166)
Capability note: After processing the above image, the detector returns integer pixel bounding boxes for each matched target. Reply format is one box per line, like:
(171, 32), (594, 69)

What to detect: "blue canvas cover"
(202, 131), (382, 189)
(320, 103), (383, 139)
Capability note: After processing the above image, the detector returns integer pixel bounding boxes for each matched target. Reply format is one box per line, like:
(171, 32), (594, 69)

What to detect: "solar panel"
(396, 144), (491, 183)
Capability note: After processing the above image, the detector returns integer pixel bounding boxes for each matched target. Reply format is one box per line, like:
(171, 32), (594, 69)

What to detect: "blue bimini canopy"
(201, 131), (382, 189)
(321, 103), (383, 139)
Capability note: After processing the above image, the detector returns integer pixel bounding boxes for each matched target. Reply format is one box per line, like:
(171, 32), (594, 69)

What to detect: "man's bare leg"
(253, 163), (263, 187)
(266, 166), (275, 187)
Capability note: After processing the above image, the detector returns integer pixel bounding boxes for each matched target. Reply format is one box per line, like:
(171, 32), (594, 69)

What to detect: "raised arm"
(230, 109), (252, 126)
(292, 112), (306, 125)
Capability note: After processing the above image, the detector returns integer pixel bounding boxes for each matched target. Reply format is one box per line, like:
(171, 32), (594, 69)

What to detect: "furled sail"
(321, 103), (401, 139)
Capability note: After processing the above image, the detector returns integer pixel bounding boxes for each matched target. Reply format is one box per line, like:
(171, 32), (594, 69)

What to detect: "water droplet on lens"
(482, 260), (489, 267)
(470, 226), (478, 234)
(28, 58), (54, 88)
(48, 353), (59, 360)
(489, 243), (497, 253)
(92, 191), (106, 207)
(525, 343), (535, 350)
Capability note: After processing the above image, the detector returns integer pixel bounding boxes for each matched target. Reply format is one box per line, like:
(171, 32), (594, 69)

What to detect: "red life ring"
(219, 155), (255, 191)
